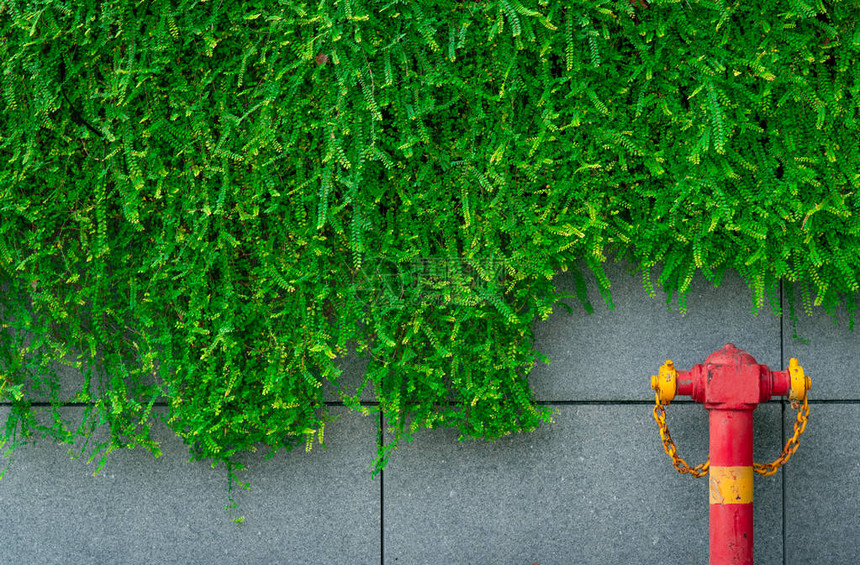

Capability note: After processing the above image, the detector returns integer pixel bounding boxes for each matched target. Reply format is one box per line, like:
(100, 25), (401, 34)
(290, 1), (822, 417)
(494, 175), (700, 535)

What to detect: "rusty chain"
(652, 391), (710, 477)
(753, 396), (810, 476)
(652, 390), (810, 478)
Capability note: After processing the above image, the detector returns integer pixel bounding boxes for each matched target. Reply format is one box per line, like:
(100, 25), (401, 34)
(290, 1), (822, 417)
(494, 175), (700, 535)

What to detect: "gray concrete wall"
(1, 260), (857, 564)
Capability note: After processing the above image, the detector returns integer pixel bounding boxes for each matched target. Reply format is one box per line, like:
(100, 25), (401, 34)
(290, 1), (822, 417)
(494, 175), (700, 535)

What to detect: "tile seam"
(0, 400), (381, 408)
(781, 278), (787, 565)
(5, 399), (860, 408)
(379, 409), (385, 565)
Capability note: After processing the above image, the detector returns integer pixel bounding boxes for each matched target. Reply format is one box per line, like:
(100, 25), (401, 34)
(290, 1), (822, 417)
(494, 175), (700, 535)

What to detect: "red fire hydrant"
(651, 343), (810, 565)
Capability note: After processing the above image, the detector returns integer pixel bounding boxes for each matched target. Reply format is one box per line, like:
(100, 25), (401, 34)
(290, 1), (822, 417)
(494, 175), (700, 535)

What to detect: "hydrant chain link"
(652, 382), (810, 477)
(652, 391), (709, 477)
(651, 359), (810, 478)
(752, 395), (810, 476)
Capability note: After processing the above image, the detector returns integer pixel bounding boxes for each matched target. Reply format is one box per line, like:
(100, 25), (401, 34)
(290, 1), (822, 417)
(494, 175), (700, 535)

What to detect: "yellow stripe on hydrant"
(709, 466), (753, 505)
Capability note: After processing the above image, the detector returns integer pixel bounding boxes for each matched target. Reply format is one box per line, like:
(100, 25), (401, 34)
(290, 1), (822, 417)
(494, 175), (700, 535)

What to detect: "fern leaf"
(499, 0), (522, 37)
(707, 81), (726, 154)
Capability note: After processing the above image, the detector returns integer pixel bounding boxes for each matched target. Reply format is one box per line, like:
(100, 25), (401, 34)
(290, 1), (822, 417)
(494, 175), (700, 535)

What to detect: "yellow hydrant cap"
(788, 358), (809, 402)
(652, 360), (677, 405)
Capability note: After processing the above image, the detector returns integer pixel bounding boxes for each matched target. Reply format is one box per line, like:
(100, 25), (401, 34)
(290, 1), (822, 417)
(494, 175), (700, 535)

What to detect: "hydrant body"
(708, 408), (754, 563)
(653, 343), (809, 565)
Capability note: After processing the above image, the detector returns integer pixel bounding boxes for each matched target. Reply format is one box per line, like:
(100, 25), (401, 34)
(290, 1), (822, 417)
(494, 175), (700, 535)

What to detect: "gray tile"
(1, 307), (368, 407)
(0, 304), (160, 404)
(0, 405), (380, 565)
(0, 310), (90, 402)
(783, 291), (860, 400)
(785, 403), (860, 565)
(323, 341), (374, 403)
(383, 404), (783, 565)
(529, 260), (781, 401)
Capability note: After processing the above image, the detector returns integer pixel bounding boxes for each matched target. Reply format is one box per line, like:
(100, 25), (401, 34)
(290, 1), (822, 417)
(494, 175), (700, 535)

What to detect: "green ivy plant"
(1, 0), (857, 508)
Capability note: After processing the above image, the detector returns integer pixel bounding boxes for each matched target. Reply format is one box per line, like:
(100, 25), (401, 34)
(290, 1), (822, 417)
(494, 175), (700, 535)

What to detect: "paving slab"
(529, 260), (781, 401)
(323, 341), (374, 403)
(0, 301), (158, 405)
(1, 303), (372, 406)
(383, 403), (783, 565)
(0, 300), (89, 402)
(782, 290), (860, 400)
(0, 405), (380, 565)
(784, 403), (860, 565)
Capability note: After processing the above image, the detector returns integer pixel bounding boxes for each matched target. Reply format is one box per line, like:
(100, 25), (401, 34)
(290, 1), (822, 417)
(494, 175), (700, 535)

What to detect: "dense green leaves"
(1, 0), (858, 492)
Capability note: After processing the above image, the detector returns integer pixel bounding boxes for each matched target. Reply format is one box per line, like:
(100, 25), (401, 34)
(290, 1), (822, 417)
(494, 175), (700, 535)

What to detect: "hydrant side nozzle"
(652, 360), (677, 404)
(788, 358), (810, 403)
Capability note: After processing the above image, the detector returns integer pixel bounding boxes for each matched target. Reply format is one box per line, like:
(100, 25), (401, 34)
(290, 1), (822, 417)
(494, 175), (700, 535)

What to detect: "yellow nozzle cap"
(653, 360), (677, 405)
(788, 358), (808, 403)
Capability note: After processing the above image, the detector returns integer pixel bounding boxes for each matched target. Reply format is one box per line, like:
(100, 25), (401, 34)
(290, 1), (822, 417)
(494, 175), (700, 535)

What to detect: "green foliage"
(1, 0), (859, 496)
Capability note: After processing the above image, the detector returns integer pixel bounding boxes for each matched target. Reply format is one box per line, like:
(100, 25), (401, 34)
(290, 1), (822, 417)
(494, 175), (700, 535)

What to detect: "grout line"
(0, 401), (101, 408)
(379, 409), (385, 565)
(380, 361), (386, 565)
(0, 400), (381, 408)
(536, 399), (657, 405)
(792, 398), (860, 404)
(537, 399), (792, 405)
(325, 400), (380, 407)
(4, 398), (859, 408)
(781, 278), (787, 565)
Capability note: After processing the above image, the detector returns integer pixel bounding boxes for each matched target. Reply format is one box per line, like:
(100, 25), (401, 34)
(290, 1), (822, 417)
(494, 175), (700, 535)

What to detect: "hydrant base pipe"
(709, 409), (754, 565)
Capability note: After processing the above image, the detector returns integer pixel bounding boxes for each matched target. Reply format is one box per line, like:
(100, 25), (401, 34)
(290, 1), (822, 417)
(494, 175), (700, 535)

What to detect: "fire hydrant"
(651, 343), (810, 565)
